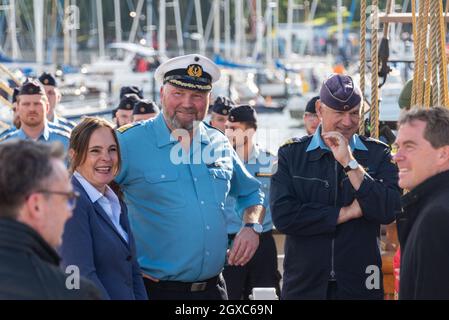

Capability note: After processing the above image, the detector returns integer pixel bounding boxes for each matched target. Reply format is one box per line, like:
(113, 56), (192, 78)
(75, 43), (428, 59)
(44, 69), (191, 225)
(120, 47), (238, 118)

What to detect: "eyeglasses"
(35, 190), (80, 210)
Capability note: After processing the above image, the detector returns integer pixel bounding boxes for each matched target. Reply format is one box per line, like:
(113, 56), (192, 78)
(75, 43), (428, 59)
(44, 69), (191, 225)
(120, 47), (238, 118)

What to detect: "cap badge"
(43, 79), (49, 84)
(222, 109), (228, 115)
(126, 104), (131, 109)
(140, 107), (145, 113)
(186, 64), (203, 78)
(343, 105), (349, 110)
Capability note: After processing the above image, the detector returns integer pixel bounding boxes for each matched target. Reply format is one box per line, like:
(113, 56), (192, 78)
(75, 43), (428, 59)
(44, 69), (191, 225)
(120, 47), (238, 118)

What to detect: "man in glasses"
(0, 140), (100, 299)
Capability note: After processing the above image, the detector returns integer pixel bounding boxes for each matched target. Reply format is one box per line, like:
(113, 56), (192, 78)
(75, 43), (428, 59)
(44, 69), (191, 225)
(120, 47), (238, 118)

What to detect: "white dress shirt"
(74, 171), (128, 243)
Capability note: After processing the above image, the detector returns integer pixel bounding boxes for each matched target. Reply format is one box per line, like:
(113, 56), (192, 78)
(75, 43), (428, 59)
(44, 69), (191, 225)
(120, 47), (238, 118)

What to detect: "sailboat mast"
(96, 0), (105, 57)
(9, 0), (19, 59)
(64, 0), (70, 64)
(129, 0), (144, 43)
(224, 0), (231, 59)
(159, 0), (166, 55)
(34, 0), (44, 72)
(212, 0), (219, 55)
(114, 0), (122, 42)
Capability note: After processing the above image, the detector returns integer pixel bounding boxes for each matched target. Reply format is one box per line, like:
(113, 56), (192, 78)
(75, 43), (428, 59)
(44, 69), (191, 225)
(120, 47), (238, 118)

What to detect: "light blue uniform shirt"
(224, 144), (277, 234)
(306, 125), (368, 153)
(115, 113), (265, 282)
(0, 123), (69, 151)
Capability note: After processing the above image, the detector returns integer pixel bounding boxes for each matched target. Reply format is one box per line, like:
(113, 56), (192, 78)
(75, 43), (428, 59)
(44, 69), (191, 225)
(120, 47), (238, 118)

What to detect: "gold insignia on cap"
(126, 104), (131, 109)
(44, 79), (49, 84)
(140, 107), (145, 113)
(230, 115), (234, 121)
(343, 105), (349, 110)
(186, 64), (203, 78)
(28, 88), (33, 93)
(223, 109), (228, 115)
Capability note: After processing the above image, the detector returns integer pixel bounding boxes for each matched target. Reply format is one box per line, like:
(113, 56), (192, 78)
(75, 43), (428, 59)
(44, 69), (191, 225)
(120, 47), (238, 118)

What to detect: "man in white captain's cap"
(114, 54), (266, 300)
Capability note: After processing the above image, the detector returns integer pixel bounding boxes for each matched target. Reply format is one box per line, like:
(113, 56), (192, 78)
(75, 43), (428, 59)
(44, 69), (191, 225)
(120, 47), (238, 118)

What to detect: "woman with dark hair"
(60, 117), (147, 300)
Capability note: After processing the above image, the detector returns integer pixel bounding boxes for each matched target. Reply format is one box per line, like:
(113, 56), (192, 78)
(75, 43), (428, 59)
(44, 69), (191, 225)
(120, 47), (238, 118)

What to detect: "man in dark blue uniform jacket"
(270, 74), (401, 299)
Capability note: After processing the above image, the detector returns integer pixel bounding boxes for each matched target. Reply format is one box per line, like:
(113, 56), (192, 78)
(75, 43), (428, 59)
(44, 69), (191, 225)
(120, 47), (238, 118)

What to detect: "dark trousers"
(143, 273), (228, 300)
(326, 281), (338, 300)
(223, 230), (281, 300)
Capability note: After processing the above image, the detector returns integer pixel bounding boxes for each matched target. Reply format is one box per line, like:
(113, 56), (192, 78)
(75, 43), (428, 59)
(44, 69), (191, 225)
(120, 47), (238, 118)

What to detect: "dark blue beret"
(117, 93), (140, 111)
(319, 74), (361, 111)
(305, 96), (320, 114)
(133, 99), (159, 115)
(11, 87), (19, 103)
(18, 79), (45, 96)
(211, 96), (235, 115)
(38, 72), (57, 87)
(120, 86), (143, 99)
(228, 104), (257, 123)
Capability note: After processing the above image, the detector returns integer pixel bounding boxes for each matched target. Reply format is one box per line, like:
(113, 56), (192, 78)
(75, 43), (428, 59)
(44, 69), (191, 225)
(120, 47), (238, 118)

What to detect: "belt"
(143, 275), (220, 293)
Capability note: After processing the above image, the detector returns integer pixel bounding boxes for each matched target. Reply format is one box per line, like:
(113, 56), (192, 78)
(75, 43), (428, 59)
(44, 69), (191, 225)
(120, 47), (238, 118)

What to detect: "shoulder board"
(0, 128), (13, 138)
(359, 135), (389, 148)
(51, 128), (71, 139)
(117, 122), (141, 134)
(49, 123), (71, 133)
(202, 121), (225, 135)
(280, 136), (309, 148)
(58, 116), (76, 128)
(0, 131), (16, 142)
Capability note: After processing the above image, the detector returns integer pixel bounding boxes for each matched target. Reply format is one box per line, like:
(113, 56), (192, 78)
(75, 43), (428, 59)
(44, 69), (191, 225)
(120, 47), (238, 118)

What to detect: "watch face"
(349, 159), (359, 169)
(253, 223), (263, 233)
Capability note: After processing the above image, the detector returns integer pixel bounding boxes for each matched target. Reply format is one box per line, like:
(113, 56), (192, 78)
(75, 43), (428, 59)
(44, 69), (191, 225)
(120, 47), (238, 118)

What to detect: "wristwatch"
(244, 223), (263, 235)
(344, 159), (359, 173)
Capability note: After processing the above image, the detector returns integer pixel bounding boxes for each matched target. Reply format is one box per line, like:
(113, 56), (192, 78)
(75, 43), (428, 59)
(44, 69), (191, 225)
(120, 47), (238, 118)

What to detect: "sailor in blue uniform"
(209, 96), (235, 132)
(114, 93), (140, 128)
(132, 99), (159, 122)
(223, 104), (280, 299)
(0, 80), (69, 151)
(120, 85), (144, 99)
(0, 88), (20, 139)
(115, 54), (266, 300)
(38, 72), (76, 130)
(270, 74), (401, 300)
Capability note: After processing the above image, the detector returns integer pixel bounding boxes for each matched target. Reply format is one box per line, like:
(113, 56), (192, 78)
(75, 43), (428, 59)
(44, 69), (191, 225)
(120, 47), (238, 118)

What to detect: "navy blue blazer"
(60, 176), (148, 300)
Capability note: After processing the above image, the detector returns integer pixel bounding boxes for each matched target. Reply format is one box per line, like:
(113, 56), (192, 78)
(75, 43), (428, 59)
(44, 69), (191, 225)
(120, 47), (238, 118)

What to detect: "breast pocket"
(144, 170), (186, 209)
(209, 168), (232, 204)
(292, 175), (331, 204)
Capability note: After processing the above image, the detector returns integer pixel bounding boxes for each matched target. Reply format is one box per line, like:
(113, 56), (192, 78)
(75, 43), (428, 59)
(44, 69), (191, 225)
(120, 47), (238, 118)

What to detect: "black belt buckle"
(190, 281), (208, 292)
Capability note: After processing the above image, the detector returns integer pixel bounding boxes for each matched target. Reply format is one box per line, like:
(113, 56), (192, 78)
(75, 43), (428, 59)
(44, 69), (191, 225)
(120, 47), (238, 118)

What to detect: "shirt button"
(206, 251), (210, 256)
(206, 225), (210, 230)
(161, 174), (165, 179)
(194, 177), (198, 182)
(201, 201), (205, 205)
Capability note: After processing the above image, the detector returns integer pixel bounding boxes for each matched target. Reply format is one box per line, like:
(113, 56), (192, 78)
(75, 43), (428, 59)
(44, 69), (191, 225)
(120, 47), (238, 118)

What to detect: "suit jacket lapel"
(72, 176), (130, 249)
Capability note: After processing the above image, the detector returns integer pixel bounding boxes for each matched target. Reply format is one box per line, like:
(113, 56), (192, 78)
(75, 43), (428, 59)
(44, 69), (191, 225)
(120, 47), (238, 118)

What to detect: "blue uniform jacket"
(60, 177), (148, 300)
(270, 131), (401, 299)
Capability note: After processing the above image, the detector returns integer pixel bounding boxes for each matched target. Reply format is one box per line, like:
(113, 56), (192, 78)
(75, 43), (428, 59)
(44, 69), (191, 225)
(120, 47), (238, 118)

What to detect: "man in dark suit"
(0, 140), (100, 299)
